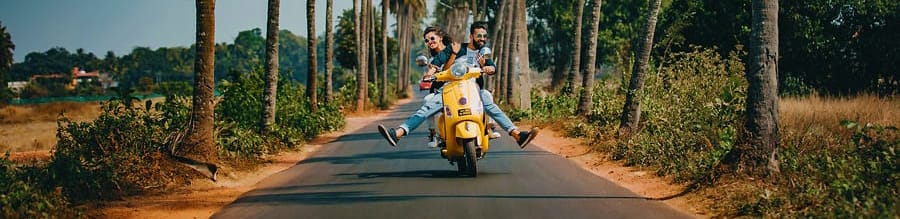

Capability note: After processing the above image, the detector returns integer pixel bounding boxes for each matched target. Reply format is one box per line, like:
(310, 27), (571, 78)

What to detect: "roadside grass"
(516, 46), (898, 217)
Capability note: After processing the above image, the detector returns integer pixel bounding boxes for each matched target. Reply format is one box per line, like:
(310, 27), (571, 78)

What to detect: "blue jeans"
(399, 89), (516, 134)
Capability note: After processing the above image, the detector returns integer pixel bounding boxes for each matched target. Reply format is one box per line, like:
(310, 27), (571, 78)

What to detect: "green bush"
(1, 155), (78, 218)
(50, 99), (192, 201)
(769, 121), (898, 217)
(217, 68), (345, 158)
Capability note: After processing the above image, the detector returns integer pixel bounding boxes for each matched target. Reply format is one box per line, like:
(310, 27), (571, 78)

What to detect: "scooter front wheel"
(460, 138), (478, 177)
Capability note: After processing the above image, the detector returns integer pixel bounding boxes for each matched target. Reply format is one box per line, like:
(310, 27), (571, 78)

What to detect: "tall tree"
(502, 0), (515, 102)
(1, 22), (14, 104)
(618, 0), (662, 135)
(738, 0), (780, 177)
(510, 0), (531, 109)
(261, 0), (280, 133)
(325, 0), (334, 102)
(490, 0), (508, 97)
(356, 0), (370, 111)
(380, 0), (389, 105)
(180, 0), (218, 179)
(307, 0), (319, 113)
(564, 0), (585, 95)
(369, 0), (377, 102)
(576, 0), (602, 116)
(354, 0), (367, 111)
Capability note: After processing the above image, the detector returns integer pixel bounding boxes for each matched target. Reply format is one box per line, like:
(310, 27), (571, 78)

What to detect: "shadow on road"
(231, 191), (650, 206)
(298, 150), (435, 164)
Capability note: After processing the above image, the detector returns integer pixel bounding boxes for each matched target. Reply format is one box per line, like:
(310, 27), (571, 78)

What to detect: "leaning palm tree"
(575, 0), (602, 117)
(307, 0), (319, 113)
(261, 0), (280, 133)
(325, 0), (334, 102)
(619, 0), (662, 136)
(179, 0), (218, 180)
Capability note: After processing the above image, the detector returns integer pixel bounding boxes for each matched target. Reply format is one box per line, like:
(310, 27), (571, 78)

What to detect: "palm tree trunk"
(354, 0), (364, 111)
(381, 0), (389, 105)
(181, 0), (218, 167)
(357, 0), (369, 111)
(368, 0), (377, 101)
(490, 0), (507, 97)
(739, 0), (780, 177)
(502, 0), (515, 102)
(619, 0), (662, 135)
(396, 5), (405, 96)
(307, 0), (318, 113)
(576, 0), (602, 117)
(261, 0), (280, 133)
(511, 0), (531, 110)
(325, 0), (334, 103)
(564, 0), (585, 95)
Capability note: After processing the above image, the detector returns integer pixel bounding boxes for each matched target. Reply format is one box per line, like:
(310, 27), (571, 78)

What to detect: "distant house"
(6, 81), (28, 92)
(28, 66), (118, 90)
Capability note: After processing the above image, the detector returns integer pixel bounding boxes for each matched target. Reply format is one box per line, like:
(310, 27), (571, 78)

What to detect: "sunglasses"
(424, 36), (438, 43)
(474, 33), (487, 38)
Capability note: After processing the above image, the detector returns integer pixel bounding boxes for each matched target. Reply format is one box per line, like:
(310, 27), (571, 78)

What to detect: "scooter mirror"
(415, 55), (429, 67)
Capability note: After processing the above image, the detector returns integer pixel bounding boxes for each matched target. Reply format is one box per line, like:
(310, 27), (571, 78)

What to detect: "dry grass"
(781, 94), (898, 131)
(0, 102), (103, 152)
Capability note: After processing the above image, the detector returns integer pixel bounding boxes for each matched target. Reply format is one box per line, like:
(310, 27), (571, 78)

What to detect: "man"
(377, 22), (538, 149)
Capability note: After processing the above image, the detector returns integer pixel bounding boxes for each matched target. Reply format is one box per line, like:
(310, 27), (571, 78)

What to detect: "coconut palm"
(575, 0), (602, 116)
(179, 0), (218, 180)
(308, 0), (318, 113)
(619, 0), (662, 135)
(738, 0), (781, 177)
(261, 0), (280, 133)
(325, 0), (334, 102)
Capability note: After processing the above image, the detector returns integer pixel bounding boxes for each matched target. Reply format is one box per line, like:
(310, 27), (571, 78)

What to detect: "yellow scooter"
(431, 62), (492, 177)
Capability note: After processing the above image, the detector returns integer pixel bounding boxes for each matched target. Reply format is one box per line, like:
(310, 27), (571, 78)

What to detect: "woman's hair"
(423, 26), (453, 56)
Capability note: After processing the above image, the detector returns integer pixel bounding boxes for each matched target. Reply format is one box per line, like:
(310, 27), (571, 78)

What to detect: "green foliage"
(616, 46), (747, 183)
(49, 99), (192, 201)
(762, 121), (898, 217)
(217, 67), (345, 158)
(1, 155), (78, 218)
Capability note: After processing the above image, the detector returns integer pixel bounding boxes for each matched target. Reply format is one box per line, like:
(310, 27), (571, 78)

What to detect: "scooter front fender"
(455, 121), (480, 139)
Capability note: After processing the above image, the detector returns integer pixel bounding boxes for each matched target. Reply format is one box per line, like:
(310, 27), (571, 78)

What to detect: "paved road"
(212, 92), (692, 219)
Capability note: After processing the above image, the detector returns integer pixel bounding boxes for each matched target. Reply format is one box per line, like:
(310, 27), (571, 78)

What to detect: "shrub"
(49, 99), (192, 201)
(217, 68), (345, 158)
(1, 154), (78, 218)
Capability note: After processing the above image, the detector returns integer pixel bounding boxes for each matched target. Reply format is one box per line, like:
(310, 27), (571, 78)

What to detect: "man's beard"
(473, 40), (485, 49)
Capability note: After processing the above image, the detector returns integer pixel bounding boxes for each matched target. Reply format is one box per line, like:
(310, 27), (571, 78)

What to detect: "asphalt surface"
(212, 92), (693, 219)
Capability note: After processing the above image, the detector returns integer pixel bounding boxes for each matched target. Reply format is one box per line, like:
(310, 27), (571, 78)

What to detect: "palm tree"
(180, 0), (218, 180)
(490, 0), (508, 98)
(563, 0), (585, 95)
(510, 0), (532, 109)
(737, 0), (780, 177)
(307, 0), (319, 113)
(380, 0), (389, 106)
(619, 0), (662, 136)
(325, 0), (334, 102)
(502, 0), (515, 102)
(575, 0), (602, 117)
(356, 0), (369, 111)
(354, 0), (367, 111)
(261, 0), (280, 133)
(1, 22), (14, 103)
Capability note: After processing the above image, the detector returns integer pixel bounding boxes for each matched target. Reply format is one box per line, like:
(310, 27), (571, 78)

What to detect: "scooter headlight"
(450, 62), (468, 79)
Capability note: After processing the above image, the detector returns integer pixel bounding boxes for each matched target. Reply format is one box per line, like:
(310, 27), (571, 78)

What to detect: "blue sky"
(0, 0), (437, 62)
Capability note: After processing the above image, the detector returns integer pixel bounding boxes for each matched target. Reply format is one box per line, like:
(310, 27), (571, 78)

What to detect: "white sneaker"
(427, 137), (439, 148)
